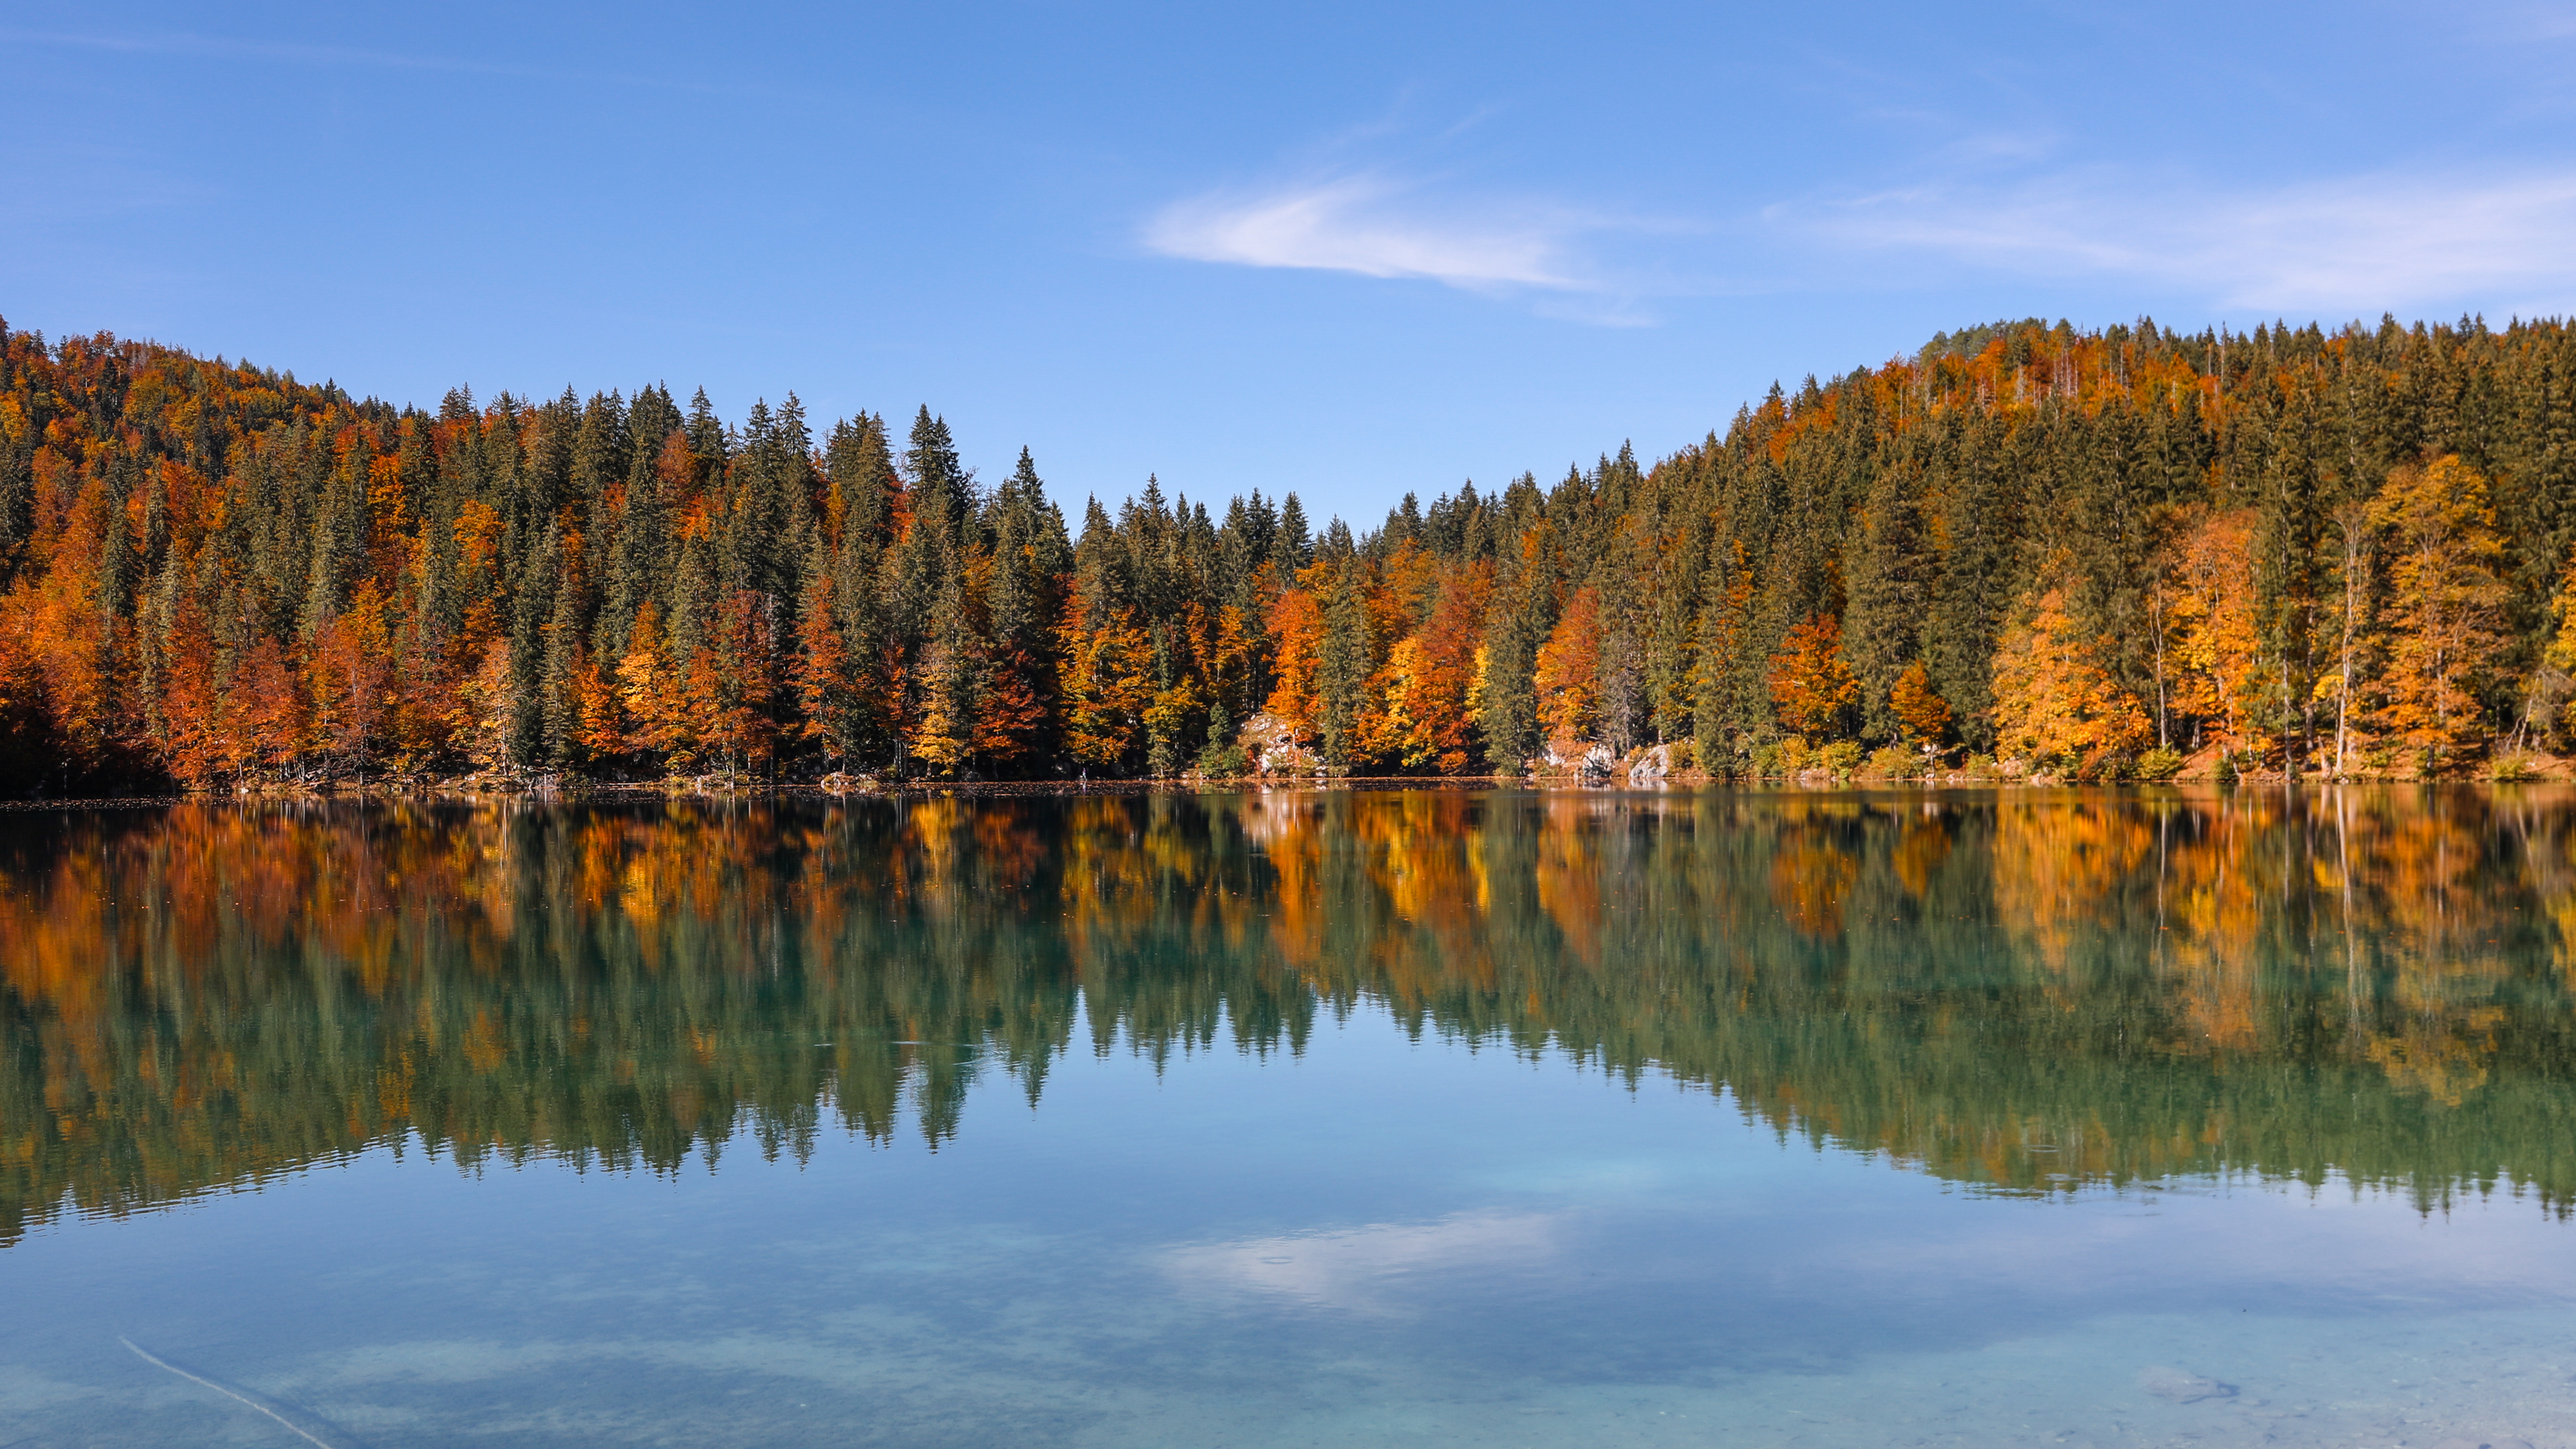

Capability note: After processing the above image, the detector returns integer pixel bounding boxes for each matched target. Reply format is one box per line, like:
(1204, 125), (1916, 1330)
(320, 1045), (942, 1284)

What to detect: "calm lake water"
(4, 787), (2575, 1447)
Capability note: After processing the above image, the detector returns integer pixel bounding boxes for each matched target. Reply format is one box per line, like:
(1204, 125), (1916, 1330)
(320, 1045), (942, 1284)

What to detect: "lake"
(4, 787), (2573, 1446)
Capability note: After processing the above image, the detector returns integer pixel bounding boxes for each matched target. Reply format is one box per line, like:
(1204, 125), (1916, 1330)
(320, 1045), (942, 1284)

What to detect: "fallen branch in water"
(119, 1336), (337, 1449)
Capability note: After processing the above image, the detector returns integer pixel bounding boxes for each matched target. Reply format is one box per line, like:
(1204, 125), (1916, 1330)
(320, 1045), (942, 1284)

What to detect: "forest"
(1, 311), (2572, 793)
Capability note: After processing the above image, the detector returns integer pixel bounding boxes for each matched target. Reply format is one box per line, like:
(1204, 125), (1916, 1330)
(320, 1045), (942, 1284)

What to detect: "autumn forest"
(2, 311), (2572, 795)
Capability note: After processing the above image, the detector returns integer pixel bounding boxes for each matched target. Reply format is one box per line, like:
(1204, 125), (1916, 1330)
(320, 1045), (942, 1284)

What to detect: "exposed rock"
(1240, 712), (1317, 777)
(2137, 1365), (2236, 1403)
(1628, 743), (1672, 787)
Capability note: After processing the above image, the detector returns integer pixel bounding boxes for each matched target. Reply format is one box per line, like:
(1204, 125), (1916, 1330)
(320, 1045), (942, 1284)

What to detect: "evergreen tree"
(686, 387), (726, 476)
(1274, 493), (1312, 575)
(542, 567), (582, 770)
(827, 412), (897, 555)
(910, 539), (983, 777)
(0, 425), (35, 588)
(506, 522), (561, 768)
(905, 407), (972, 543)
(2255, 386), (2329, 770)
(1480, 565), (1549, 770)
(1925, 418), (2019, 752)
(1318, 562), (1373, 771)
(1843, 454), (1932, 743)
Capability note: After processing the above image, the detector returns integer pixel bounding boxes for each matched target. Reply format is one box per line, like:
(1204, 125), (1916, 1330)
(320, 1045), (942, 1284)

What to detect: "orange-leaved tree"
(2160, 506), (2270, 759)
(2369, 456), (2508, 771)
(1767, 612), (1857, 739)
(1534, 585), (1602, 747)
(1061, 607), (1151, 772)
(1889, 660), (1950, 746)
(1260, 584), (1326, 742)
(1989, 573), (2150, 768)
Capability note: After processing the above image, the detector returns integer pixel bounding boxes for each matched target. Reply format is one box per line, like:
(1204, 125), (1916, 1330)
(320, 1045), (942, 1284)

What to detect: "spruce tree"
(988, 449), (1048, 659)
(827, 413), (896, 554)
(542, 570), (582, 770)
(0, 428), (33, 587)
(570, 390), (630, 506)
(507, 522), (560, 769)
(1318, 564), (1373, 771)
(686, 388), (726, 476)
(1274, 494), (1312, 575)
(1925, 417), (2018, 752)
(912, 539), (983, 777)
(96, 446), (141, 625)
(905, 407), (972, 543)
(600, 433), (674, 660)
(1843, 455), (1931, 744)
(2256, 386), (2327, 770)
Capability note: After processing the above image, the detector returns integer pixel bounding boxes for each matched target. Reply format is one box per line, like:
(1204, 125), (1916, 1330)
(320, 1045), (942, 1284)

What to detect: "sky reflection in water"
(4, 787), (2575, 1446)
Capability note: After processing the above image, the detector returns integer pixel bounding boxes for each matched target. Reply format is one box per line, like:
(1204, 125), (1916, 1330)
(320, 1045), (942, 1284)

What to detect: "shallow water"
(4, 787), (2574, 1446)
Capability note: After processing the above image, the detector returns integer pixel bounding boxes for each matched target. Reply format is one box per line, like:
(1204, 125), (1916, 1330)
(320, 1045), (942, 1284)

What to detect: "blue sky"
(7, 1), (2574, 525)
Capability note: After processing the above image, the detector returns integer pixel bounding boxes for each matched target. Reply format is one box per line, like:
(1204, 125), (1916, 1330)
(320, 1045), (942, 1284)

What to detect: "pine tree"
(1925, 417), (2019, 751)
(0, 424), (34, 588)
(1317, 562), (1373, 771)
(1479, 564), (1549, 770)
(1693, 539), (1755, 773)
(2254, 386), (2328, 771)
(1842, 456), (1931, 743)
(542, 571), (582, 770)
(1274, 493), (1312, 574)
(910, 539), (983, 777)
(686, 387), (726, 477)
(506, 522), (559, 768)
(905, 407), (973, 543)
(827, 412), (897, 555)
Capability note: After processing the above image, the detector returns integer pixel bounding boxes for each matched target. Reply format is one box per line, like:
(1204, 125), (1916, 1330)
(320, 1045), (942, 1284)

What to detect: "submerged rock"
(2430, 1439), (2536, 1449)
(2137, 1365), (2236, 1403)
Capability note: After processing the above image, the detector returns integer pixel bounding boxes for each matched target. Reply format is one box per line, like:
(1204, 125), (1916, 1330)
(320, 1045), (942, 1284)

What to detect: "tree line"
(2, 311), (2572, 793)
(7, 789), (2572, 1244)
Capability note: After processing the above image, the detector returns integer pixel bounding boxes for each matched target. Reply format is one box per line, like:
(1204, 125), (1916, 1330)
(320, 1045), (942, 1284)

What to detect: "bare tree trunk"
(2148, 581), (2170, 750)
(2332, 502), (2366, 779)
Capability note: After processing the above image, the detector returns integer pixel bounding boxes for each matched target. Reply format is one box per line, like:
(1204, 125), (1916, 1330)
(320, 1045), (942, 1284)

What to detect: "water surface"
(5, 787), (2575, 1445)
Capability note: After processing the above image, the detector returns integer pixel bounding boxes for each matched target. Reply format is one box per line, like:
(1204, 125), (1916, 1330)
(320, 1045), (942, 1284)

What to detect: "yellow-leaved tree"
(2159, 507), (2270, 759)
(1534, 586), (1604, 748)
(1766, 612), (1858, 739)
(1889, 660), (1950, 745)
(2369, 456), (2507, 773)
(1989, 563), (2151, 770)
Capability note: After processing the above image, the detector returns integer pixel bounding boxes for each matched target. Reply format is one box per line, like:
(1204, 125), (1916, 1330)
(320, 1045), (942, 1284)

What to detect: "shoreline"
(7, 773), (2572, 811)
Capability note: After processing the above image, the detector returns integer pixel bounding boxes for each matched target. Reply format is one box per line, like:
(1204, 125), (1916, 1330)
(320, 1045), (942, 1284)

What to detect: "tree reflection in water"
(7, 786), (2575, 1247)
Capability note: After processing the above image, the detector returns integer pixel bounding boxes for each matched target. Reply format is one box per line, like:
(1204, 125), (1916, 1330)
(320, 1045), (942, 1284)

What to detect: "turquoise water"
(4, 790), (2572, 1445)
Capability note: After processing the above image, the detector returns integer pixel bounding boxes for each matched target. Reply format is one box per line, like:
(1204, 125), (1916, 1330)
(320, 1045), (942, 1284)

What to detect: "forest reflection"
(7, 787), (2576, 1246)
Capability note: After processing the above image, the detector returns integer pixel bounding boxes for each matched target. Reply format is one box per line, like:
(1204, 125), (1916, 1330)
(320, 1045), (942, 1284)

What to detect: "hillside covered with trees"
(1, 311), (2571, 793)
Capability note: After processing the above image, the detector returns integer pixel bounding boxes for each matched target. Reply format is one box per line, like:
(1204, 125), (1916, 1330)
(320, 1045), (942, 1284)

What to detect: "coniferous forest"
(2, 311), (2573, 796)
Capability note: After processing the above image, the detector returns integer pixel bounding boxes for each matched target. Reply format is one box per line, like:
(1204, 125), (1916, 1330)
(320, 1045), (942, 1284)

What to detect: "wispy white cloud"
(1144, 176), (1605, 294)
(1778, 166), (2576, 315)
(1153, 141), (2576, 325)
